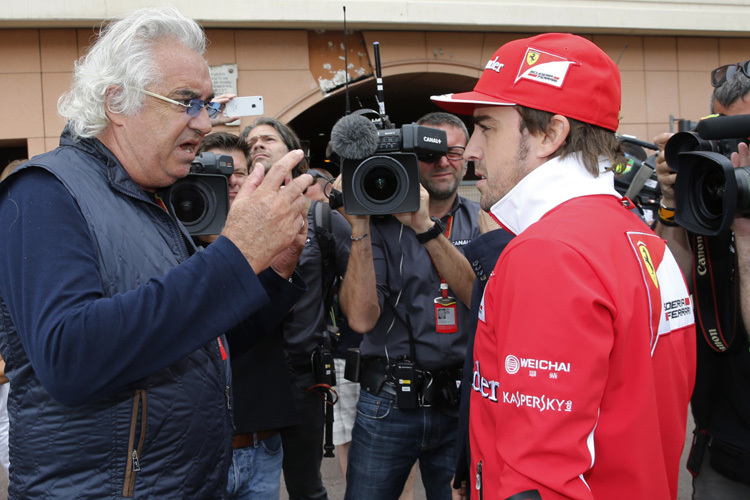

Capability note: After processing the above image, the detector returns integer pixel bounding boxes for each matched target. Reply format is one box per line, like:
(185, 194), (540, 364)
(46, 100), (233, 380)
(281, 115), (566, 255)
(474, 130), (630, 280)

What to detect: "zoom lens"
(363, 166), (398, 202)
(693, 165), (725, 222)
(173, 186), (208, 224)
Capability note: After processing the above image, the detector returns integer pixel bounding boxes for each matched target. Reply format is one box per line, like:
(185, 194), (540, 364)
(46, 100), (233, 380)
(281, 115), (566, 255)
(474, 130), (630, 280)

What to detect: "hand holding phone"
(224, 96), (264, 117)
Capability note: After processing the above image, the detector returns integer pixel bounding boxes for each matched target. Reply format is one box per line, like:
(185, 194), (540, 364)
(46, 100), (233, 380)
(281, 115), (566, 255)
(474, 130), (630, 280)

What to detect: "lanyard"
(428, 215), (454, 288)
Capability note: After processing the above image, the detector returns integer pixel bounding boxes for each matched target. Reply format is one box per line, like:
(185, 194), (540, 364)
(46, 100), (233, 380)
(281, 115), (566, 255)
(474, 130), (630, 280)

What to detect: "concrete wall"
(1, 25), (746, 159)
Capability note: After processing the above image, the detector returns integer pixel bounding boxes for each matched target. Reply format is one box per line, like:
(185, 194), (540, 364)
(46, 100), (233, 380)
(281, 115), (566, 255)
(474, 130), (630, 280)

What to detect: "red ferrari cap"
(431, 33), (621, 131)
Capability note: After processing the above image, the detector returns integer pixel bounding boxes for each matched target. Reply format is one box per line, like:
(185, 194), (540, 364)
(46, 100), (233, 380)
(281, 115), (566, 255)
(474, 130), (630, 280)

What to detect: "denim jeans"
(344, 387), (457, 500)
(226, 432), (283, 500)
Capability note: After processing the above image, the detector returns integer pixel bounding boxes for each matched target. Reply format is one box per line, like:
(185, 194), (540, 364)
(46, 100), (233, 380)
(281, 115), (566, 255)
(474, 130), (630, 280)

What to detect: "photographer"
(337, 111), (480, 499)
(655, 60), (750, 497)
(193, 132), (301, 500)
(244, 117), (352, 500)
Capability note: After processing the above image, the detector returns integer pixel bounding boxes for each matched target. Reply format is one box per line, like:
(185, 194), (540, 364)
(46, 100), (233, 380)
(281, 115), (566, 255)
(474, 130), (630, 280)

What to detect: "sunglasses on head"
(130, 87), (222, 119)
(711, 60), (750, 88)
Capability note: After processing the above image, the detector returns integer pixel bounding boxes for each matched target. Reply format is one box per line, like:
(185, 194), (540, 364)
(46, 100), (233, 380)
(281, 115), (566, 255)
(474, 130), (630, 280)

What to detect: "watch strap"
(416, 216), (444, 244)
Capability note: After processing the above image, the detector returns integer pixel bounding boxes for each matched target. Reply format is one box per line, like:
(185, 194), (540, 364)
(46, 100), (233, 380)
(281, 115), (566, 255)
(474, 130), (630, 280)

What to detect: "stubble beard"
(480, 135), (530, 212)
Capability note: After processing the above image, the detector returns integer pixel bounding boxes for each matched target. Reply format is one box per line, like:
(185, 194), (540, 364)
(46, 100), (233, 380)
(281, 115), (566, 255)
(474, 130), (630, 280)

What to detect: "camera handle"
(623, 157), (656, 201)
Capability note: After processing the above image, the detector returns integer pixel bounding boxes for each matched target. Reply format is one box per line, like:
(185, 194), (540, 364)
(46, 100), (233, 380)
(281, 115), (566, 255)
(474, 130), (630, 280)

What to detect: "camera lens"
(363, 166), (398, 202)
(693, 166), (725, 222)
(173, 185), (208, 224)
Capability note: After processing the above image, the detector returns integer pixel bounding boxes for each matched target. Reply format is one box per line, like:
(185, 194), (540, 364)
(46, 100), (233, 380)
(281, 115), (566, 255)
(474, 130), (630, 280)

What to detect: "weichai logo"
(505, 355), (571, 375)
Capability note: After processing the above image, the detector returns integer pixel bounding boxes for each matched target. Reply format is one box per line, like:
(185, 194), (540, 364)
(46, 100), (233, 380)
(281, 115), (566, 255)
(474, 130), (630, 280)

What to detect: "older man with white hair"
(0, 6), (311, 499)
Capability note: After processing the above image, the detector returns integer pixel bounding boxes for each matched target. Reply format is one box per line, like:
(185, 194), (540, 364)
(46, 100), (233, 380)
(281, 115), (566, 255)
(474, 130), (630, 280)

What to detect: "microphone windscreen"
(695, 114), (750, 140)
(330, 115), (379, 160)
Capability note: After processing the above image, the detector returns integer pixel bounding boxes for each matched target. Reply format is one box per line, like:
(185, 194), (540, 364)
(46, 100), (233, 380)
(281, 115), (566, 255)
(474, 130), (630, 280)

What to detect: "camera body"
(340, 124), (447, 215)
(171, 152), (234, 236)
(665, 115), (750, 235)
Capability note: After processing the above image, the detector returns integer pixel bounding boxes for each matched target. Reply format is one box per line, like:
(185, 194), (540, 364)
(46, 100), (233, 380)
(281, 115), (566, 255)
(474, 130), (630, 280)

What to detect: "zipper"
(476, 460), (483, 500)
(123, 389), (147, 497)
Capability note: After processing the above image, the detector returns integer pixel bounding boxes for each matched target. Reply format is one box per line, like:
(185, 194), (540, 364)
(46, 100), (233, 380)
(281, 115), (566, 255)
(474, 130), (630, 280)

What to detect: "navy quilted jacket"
(0, 131), (295, 498)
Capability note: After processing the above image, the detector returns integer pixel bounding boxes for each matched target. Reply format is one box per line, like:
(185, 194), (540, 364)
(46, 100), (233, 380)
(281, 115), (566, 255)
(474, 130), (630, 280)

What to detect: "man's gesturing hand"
(222, 149), (313, 274)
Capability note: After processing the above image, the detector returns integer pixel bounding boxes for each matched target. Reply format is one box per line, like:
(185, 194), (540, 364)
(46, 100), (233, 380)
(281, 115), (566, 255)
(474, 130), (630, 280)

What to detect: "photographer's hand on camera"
(222, 149), (313, 275)
(394, 184), (433, 234)
(654, 132), (677, 206)
(653, 131), (694, 283)
(728, 141), (750, 336)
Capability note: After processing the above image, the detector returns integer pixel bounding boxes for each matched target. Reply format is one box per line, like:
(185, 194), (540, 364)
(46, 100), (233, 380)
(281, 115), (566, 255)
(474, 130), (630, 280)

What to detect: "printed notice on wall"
(209, 64), (239, 126)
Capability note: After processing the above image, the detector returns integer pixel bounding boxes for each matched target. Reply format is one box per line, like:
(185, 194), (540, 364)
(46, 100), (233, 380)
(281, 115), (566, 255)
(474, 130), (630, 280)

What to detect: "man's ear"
(104, 85), (126, 126)
(535, 114), (570, 160)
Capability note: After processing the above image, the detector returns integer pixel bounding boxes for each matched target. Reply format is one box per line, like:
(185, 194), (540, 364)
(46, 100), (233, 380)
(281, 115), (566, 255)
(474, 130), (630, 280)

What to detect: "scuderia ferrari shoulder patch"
(626, 231), (694, 356)
(515, 47), (576, 88)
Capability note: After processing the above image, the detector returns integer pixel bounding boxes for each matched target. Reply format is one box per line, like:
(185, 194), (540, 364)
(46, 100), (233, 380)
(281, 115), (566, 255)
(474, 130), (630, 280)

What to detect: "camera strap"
(691, 232), (742, 352)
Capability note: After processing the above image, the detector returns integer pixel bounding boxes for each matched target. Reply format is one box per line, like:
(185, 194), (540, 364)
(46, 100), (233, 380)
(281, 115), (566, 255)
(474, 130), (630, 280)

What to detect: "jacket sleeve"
(0, 169), (272, 406)
(225, 269), (307, 357)
(481, 237), (614, 500)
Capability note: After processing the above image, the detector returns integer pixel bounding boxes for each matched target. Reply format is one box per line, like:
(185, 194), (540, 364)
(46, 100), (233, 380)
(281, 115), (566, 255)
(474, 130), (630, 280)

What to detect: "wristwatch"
(416, 216), (445, 244)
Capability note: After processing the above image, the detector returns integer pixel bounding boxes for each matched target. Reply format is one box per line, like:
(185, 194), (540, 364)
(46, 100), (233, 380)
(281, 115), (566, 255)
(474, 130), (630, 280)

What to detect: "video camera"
(328, 42), (447, 215)
(665, 114), (750, 235)
(171, 151), (234, 236)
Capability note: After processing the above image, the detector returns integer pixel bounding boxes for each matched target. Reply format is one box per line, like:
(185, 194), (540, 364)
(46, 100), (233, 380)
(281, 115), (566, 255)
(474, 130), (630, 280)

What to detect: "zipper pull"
(132, 449), (141, 472)
(225, 385), (232, 411)
(475, 460), (482, 490)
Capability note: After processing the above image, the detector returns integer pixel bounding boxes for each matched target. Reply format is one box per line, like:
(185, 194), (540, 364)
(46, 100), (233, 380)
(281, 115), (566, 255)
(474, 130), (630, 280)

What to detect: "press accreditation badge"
(434, 295), (458, 333)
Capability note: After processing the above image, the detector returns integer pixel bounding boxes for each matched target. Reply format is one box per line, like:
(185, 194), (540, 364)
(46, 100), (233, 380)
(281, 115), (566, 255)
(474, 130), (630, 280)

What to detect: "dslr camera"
(337, 120), (448, 215)
(665, 114), (750, 235)
(171, 151), (234, 236)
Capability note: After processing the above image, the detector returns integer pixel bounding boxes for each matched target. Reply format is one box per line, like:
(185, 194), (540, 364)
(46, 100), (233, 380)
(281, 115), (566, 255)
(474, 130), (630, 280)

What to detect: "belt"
(232, 429), (278, 449)
(359, 357), (462, 408)
(359, 357), (392, 396)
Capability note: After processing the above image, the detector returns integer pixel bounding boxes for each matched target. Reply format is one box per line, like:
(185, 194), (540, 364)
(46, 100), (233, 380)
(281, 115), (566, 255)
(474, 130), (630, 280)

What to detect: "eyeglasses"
(711, 60), (750, 88)
(417, 146), (466, 163)
(131, 87), (222, 119)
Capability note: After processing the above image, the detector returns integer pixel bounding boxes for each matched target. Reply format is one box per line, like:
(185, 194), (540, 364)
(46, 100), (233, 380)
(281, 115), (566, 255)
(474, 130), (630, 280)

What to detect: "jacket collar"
(489, 153), (620, 236)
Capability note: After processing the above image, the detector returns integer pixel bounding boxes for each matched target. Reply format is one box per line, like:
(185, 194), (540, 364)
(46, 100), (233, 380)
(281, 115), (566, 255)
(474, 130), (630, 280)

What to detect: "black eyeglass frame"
(417, 146), (466, 164)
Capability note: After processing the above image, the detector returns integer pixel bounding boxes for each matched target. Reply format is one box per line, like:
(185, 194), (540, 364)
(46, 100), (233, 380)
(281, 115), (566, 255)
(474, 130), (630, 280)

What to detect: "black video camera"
(340, 122), (447, 215)
(329, 40), (448, 215)
(171, 152), (234, 236)
(665, 114), (750, 235)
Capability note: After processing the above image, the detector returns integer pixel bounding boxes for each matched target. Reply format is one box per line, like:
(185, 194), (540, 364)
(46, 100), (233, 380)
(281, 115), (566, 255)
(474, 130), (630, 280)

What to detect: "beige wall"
(5, 1), (750, 35)
(1, 27), (747, 159)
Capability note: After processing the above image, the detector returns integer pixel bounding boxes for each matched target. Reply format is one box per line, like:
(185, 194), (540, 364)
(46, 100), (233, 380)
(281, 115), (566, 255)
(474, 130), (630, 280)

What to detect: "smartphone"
(224, 96), (264, 117)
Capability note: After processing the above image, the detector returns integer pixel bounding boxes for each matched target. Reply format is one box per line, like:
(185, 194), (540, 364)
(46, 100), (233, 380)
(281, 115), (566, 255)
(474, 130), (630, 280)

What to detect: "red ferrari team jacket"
(471, 159), (696, 500)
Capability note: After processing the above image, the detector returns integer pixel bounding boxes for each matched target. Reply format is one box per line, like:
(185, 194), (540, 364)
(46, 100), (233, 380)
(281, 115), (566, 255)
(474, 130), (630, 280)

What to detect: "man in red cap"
(432, 33), (696, 499)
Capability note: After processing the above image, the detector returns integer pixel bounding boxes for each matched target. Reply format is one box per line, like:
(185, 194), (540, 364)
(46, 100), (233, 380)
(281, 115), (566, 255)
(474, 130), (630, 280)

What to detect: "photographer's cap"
(431, 33), (621, 131)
